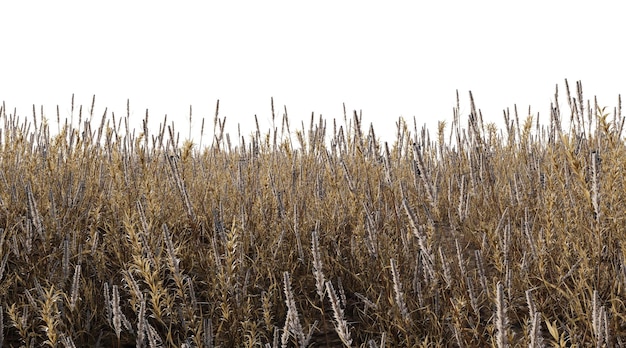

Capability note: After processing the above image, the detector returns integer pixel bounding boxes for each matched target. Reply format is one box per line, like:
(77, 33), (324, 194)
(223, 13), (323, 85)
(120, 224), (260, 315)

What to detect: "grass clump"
(0, 80), (625, 347)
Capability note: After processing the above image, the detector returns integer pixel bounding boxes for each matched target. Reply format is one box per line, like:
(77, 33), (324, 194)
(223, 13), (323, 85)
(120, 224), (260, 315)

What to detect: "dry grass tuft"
(0, 81), (625, 346)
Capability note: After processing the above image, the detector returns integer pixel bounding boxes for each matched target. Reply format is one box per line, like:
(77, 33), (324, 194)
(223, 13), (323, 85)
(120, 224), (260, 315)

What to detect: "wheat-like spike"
(24, 288), (37, 310)
(602, 306), (611, 346)
(466, 276), (479, 318)
(596, 305), (606, 348)
(411, 142), (438, 211)
(40, 285), (62, 347)
(146, 322), (163, 348)
(592, 289), (599, 339)
(103, 282), (112, 326)
(272, 325), (280, 348)
(354, 292), (377, 311)
(337, 276), (347, 308)
(455, 239), (467, 278)
(340, 159), (356, 193)
(136, 298), (146, 348)
(281, 271), (305, 347)
(138, 227), (157, 270)
(412, 261), (424, 308)
(70, 264), (81, 311)
(10, 234), (19, 259)
(135, 201), (158, 268)
(211, 227), (224, 277)
(0, 228), (5, 258)
(505, 264), (513, 308)
(222, 219), (240, 308)
(281, 319), (290, 348)
(502, 221), (511, 269)
(89, 228), (100, 257)
(136, 200), (150, 235)
(524, 219), (538, 260)
(458, 175), (467, 221)
(62, 237), (70, 280)
(25, 183), (45, 243)
(23, 221), (33, 257)
(261, 290), (274, 331)
(8, 304), (29, 344)
(311, 227), (326, 302)
(326, 280), (353, 347)
(590, 150), (601, 223)
(166, 152), (196, 222)
(124, 269), (144, 303)
(390, 258), (411, 325)
(304, 320), (318, 348)
(112, 285), (122, 341)
(475, 250), (488, 296)
(292, 206), (304, 262)
(438, 247), (452, 288)
(0, 253), (8, 283)
(525, 289), (537, 320)
(524, 210), (538, 261)
(203, 318), (213, 348)
(495, 281), (509, 348)
(402, 197), (435, 280)
(62, 334), (77, 348)
(528, 311), (543, 348)
(0, 305), (3, 348)
(451, 320), (465, 348)
(185, 276), (197, 313)
(362, 202), (379, 258)
(162, 224), (182, 285)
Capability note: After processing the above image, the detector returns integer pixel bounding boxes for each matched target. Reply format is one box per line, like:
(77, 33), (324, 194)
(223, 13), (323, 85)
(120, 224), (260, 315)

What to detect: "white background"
(1, 1), (624, 147)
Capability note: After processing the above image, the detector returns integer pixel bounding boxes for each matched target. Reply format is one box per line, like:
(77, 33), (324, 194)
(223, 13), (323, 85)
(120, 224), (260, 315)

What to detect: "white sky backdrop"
(1, 1), (625, 147)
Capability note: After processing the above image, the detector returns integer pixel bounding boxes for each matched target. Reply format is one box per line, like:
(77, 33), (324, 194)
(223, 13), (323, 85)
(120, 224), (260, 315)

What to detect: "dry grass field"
(0, 80), (625, 347)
